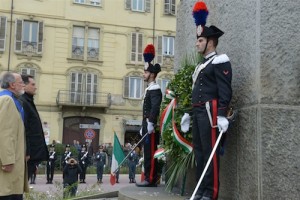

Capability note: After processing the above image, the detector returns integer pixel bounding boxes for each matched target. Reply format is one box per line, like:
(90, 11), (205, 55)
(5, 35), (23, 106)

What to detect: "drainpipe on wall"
(152, 0), (156, 44)
(8, 0), (14, 71)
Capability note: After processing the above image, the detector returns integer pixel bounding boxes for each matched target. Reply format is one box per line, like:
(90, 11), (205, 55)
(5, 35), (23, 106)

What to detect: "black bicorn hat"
(143, 44), (161, 74)
(50, 144), (55, 148)
(193, 1), (224, 39)
(99, 145), (103, 149)
(82, 144), (87, 148)
(66, 144), (70, 148)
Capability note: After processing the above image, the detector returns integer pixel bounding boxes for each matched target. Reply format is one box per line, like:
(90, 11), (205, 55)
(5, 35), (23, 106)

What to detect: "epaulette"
(212, 54), (230, 64)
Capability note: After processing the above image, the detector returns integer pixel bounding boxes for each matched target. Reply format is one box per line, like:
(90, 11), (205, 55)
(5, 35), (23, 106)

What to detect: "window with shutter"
(156, 36), (163, 64)
(15, 19), (23, 52)
(87, 28), (99, 60)
(70, 72), (83, 103)
(20, 68), (36, 78)
(86, 73), (98, 104)
(0, 16), (7, 51)
(72, 26), (100, 60)
(37, 21), (43, 54)
(145, 0), (151, 12)
(164, 0), (176, 15)
(132, 0), (144, 12)
(125, 0), (131, 10)
(14, 19), (44, 55)
(163, 36), (174, 56)
(123, 76), (130, 98)
(129, 76), (143, 99)
(131, 32), (143, 63)
(72, 26), (85, 59)
(157, 78), (170, 96)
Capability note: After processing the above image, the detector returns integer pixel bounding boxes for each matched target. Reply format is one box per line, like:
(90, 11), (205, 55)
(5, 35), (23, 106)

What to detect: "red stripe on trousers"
(149, 132), (155, 183)
(211, 99), (219, 200)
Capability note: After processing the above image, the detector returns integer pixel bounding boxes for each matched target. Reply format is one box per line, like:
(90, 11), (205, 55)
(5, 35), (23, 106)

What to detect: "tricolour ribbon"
(160, 89), (193, 153)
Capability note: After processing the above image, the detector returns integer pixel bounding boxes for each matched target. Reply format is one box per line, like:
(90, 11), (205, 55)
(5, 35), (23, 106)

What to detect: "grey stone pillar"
(175, 0), (300, 199)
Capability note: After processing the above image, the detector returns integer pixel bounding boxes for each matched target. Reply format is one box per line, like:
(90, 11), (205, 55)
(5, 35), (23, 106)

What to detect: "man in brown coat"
(0, 72), (29, 199)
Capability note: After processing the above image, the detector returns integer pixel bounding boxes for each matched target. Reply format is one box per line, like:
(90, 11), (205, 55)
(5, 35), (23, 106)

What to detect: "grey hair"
(0, 72), (16, 89)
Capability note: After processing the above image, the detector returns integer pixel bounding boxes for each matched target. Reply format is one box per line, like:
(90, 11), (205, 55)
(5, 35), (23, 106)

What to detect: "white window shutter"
(137, 33), (143, 62)
(15, 19), (23, 52)
(125, 0), (131, 10)
(131, 33), (136, 62)
(145, 0), (151, 12)
(156, 36), (163, 64)
(171, 0), (176, 15)
(123, 76), (129, 98)
(37, 21), (44, 54)
(0, 16), (7, 51)
(164, 0), (170, 14)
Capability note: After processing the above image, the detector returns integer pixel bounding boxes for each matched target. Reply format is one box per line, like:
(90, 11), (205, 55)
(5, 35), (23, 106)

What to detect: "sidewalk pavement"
(28, 174), (189, 200)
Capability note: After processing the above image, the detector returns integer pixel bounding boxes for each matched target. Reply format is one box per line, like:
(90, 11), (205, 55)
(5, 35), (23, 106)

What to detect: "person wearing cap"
(62, 144), (72, 170)
(95, 145), (107, 183)
(136, 44), (162, 187)
(181, 2), (233, 200)
(78, 144), (90, 183)
(128, 149), (139, 183)
(46, 144), (57, 184)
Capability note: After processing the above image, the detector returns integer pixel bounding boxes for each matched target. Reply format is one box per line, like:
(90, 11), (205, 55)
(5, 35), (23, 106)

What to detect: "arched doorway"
(63, 116), (100, 154)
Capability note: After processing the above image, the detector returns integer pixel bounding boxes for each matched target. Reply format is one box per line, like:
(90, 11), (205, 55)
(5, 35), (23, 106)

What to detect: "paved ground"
(27, 174), (189, 200)
(27, 173), (133, 198)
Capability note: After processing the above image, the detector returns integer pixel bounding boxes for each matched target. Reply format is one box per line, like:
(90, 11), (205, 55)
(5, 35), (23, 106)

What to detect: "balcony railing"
(56, 90), (111, 108)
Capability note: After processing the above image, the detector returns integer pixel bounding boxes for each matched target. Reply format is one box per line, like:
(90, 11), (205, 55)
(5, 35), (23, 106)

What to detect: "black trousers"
(142, 119), (159, 184)
(79, 163), (87, 181)
(96, 163), (104, 180)
(192, 104), (220, 200)
(27, 161), (36, 181)
(46, 161), (55, 182)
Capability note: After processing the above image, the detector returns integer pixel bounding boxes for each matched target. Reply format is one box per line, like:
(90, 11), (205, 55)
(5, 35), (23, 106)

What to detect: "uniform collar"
(205, 51), (216, 59)
(147, 81), (156, 87)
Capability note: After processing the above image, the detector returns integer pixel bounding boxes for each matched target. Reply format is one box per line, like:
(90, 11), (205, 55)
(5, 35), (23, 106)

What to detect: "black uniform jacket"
(192, 54), (232, 116)
(20, 92), (49, 161)
(143, 82), (162, 124)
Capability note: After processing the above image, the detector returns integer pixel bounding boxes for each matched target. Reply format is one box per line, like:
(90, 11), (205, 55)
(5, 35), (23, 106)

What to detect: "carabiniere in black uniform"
(191, 25), (232, 200)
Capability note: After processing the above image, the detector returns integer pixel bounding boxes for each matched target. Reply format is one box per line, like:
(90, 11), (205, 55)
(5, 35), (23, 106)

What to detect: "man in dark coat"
(20, 75), (49, 183)
(136, 44), (162, 187)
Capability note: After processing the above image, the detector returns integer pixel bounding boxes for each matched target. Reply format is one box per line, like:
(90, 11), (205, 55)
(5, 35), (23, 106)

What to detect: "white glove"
(180, 113), (191, 133)
(139, 127), (143, 136)
(50, 156), (54, 159)
(147, 120), (154, 134)
(104, 165), (106, 168)
(217, 116), (229, 133)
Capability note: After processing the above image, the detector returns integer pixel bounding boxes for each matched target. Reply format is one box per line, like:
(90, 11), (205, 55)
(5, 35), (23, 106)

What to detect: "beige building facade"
(0, 0), (178, 151)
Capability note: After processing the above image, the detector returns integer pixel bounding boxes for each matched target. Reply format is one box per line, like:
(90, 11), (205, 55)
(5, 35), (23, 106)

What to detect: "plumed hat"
(143, 44), (161, 74)
(193, 1), (224, 39)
